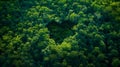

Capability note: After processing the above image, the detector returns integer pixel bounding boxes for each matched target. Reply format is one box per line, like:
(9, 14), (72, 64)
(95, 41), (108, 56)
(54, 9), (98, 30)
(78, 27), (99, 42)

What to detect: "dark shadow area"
(47, 20), (76, 43)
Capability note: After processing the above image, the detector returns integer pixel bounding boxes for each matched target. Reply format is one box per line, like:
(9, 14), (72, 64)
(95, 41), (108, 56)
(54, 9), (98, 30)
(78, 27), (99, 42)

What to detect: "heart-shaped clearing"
(47, 20), (76, 43)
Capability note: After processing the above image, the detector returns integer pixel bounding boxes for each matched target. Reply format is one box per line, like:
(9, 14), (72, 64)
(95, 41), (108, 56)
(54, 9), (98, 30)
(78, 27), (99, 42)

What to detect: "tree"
(112, 58), (120, 67)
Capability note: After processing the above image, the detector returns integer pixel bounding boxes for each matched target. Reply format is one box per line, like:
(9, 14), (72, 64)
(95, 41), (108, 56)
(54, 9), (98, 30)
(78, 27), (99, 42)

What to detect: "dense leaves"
(0, 0), (120, 67)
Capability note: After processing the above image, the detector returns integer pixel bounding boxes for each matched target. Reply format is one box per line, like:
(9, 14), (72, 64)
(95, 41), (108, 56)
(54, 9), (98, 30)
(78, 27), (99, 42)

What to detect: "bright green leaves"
(26, 6), (53, 23)
(68, 51), (79, 58)
(60, 42), (71, 51)
(39, 6), (53, 12)
(54, 17), (61, 23)
(110, 2), (120, 22)
(27, 11), (39, 19)
(58, 0), (66, 4)
(2, 34), (12, 41)
(104, 1), (120, 22)
(42, 41), (72, 58)
(69, 12), (79, 22)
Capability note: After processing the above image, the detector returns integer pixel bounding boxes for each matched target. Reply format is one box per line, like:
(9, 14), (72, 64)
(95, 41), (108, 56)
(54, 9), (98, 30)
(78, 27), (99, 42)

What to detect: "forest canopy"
(0, 0), (120, 67)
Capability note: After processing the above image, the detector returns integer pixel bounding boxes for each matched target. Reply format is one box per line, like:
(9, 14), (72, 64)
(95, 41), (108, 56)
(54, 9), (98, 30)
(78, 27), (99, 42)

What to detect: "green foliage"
(112, 58), (120, 67)
(0, 0), (119, 67)
(69, 12), (79, 22)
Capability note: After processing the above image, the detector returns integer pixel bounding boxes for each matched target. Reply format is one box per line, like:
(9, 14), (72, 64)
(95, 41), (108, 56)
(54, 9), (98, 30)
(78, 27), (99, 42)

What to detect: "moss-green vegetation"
(0, 0), (120, 67)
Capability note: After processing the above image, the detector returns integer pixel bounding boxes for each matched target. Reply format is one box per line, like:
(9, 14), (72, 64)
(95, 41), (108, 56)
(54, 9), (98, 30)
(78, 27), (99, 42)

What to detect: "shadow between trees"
(47, 20), (76, 43)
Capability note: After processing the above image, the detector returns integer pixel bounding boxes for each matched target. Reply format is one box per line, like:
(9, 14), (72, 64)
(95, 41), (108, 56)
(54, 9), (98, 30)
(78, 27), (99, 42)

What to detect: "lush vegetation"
(0, 0), (120, 67)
